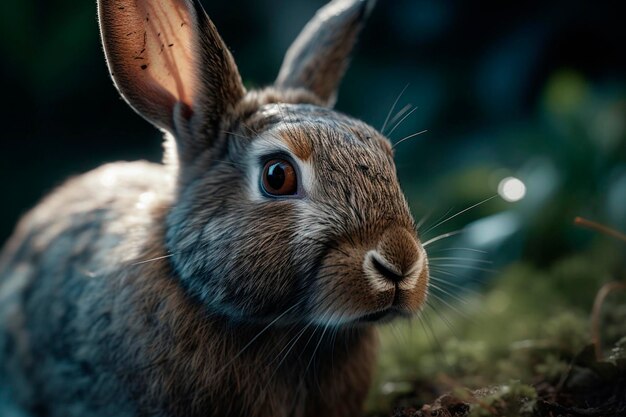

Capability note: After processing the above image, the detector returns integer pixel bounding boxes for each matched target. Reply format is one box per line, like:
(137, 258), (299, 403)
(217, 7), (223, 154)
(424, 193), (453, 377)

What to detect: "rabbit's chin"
(307, 290), (426, 328)
(199, 283), (424, 329)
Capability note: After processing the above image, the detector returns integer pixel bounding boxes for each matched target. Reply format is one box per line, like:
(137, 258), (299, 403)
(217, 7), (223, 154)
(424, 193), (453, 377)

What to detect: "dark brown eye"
(262, 159), (298, 196)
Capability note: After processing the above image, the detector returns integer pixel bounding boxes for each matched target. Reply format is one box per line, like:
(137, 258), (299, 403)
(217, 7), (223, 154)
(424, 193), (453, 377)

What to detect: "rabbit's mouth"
(356, 306), (406, 324)
(353, 284), (417, 324)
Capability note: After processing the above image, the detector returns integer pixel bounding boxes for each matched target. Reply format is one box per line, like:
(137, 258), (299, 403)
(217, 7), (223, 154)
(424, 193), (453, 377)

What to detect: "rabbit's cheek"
(166, 199), (307, 320)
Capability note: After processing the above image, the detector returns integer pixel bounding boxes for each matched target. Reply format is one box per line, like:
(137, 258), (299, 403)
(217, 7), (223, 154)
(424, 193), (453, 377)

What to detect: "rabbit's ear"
(98, 0), (245, 137)
(275, 0), (375, 107)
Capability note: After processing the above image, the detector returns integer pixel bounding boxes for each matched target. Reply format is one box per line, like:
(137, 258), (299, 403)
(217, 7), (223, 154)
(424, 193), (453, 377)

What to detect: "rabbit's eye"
(262, 159), (298, 196)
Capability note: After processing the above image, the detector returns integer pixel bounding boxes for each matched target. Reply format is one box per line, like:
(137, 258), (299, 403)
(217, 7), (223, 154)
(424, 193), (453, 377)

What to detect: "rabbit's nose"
(363, 227), (424, 287)
(369, 253), (405, 283)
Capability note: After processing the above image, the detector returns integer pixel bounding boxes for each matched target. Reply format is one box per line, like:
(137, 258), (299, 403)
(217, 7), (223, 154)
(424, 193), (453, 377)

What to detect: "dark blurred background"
(0, 0), (625, 272)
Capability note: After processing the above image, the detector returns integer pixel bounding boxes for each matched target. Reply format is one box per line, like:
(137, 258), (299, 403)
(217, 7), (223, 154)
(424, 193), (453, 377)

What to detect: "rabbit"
(0, 0), (430, 416)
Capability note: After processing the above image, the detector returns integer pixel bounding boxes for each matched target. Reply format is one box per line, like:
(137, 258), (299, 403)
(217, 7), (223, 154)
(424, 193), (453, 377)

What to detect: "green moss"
(468, 381), (537, 417)
(367, 244), (624, 416)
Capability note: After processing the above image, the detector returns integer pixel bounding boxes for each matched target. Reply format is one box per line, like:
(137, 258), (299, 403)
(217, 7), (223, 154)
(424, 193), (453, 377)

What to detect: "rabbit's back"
(0, 161), (172, 416)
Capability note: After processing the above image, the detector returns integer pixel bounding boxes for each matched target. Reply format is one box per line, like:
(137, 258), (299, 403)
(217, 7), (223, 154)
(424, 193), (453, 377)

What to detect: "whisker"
(392, 129), (428, 149)
(212, 301), (304, 377)
(388, 321), (406, 345)
(422, 207), (453, 233)
(428, 282), (473, 309)
(428, 266), (490, 286)
(386, 106), (418, 137)
(328, 325), (340, 389)
(428, 247), (488, 254)
(422, 229), (463, 247)
(424, 195), (498, 235)
(381, 83), (409, 134)
(429, 275), (482, 297)
(269, 323), (313, 380)
(387, 103), (413, 129)
(418, 309), (448, 366)
(431, 264), (497, 274)
(429, 283), (486, 324)
(286, 322), (327, 414)
(414, 314), (443, 364)
(415, 208), (434, 232)
(426, 298), (460, 333)
(429, 257), (492, 264)
(304, 322), (330, 377)
(427, 267), (459, 278)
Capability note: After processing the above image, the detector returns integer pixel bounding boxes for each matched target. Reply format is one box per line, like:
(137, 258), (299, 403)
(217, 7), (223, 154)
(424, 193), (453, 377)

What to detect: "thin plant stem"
(574, 217), (626, 243)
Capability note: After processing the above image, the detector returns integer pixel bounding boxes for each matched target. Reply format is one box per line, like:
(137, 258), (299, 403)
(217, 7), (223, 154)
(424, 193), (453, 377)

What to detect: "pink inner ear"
(114, 0), (197, 106)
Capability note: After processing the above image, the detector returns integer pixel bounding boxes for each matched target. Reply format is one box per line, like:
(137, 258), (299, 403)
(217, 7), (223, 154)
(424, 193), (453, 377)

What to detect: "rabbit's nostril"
(370, 254), (404, 283)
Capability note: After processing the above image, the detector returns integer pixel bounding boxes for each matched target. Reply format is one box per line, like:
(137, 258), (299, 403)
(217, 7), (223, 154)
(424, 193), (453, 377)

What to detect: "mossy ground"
(367, 240), (626, 416)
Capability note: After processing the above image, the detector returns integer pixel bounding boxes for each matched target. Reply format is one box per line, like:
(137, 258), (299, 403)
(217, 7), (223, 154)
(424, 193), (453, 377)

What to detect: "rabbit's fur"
(0, 1), (429, 416)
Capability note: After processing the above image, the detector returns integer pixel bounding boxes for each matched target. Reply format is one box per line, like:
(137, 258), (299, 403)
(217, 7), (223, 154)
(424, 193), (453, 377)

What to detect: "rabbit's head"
(98, 0), (429, 326)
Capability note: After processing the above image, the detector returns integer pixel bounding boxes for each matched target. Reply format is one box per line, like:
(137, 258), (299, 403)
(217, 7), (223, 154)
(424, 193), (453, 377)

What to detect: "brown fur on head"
(99, 0), (429, 326)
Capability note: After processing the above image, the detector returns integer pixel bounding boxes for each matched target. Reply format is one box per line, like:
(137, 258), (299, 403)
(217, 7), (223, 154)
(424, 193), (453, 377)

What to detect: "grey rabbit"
(0, 0), (430, 416)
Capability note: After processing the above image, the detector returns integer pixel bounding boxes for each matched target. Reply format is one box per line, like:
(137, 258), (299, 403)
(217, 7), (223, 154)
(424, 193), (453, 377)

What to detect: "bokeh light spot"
(498, 177), (526, 202)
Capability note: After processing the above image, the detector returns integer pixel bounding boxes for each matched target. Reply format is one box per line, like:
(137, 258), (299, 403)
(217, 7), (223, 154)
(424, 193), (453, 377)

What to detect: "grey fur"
(0, 1), (429, 416)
